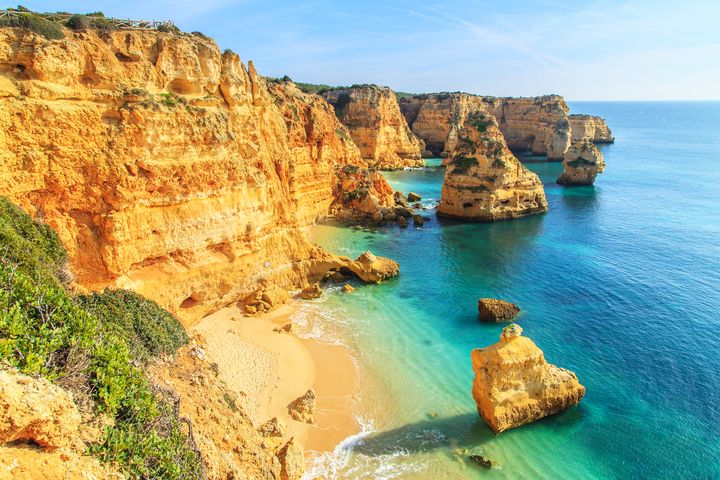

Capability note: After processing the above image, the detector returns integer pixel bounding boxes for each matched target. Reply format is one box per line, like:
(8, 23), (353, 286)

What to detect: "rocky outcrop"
(569, 114), (614, 144)
(322, 85), (424, 169)
(299, 282), (323, 299)
(0, 27), (388, 324)
(399, 92), (488, 158)
(557, 140), (606, 185)
(436, 110), (548, 221)
(0, 370), (124, 479)
(483, 95), (571, 160)
(287, 389), (316, 424)
(477, 298), (520, 322)
(471, 325), (585, 434)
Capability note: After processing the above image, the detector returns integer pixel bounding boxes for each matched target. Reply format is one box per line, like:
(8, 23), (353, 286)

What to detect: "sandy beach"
(194, 301), (358, 454)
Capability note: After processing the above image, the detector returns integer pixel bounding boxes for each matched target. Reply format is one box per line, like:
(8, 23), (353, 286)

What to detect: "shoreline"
(194, 301), (359, 458)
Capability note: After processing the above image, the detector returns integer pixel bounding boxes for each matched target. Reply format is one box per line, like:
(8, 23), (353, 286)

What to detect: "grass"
(0, 196), (202, 479)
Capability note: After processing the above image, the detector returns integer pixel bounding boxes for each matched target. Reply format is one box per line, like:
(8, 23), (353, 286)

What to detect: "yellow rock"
(470, 326), (585, 433)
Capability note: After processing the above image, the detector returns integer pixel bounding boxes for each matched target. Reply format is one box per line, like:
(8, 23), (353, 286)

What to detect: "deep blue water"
(301, 102), (720, 479)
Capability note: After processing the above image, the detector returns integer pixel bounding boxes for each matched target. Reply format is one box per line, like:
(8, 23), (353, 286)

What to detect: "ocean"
(294, 102), (720, 479)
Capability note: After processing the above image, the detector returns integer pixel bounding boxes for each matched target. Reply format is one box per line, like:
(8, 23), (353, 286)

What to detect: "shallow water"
(297, 102), (720, 479)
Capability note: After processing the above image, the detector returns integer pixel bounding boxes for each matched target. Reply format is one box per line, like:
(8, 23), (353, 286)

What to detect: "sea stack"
(321, 85), (424, 170)
(557, 140), (606, 185)
(436, 109), (548, 221)
(568, 114), (615, 144)
(471, 324), (585, 433)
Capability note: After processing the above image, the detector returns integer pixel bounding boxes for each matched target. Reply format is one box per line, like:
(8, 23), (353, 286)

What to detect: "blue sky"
(13, 0), (720, 100)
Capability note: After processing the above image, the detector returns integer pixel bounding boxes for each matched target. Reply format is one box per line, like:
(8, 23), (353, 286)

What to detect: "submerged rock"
(468, 454), (496, 469)
(412, 214), (425, 226)
(342, 284), (355, 293)
(557, 140), (606, 185)
(471, 325), (585, 433)
(287, 389), (316, 424)
(299, 283), (323, 300)
(477, 298), (520, 322)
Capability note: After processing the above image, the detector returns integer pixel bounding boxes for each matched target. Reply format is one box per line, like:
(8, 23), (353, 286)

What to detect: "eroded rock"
(471, 325), (585, 433)
(287, 389), (316, 424)
(477, 298), (520, 322)
(557, 140), (606, 185)
(299, 283), (323, 300)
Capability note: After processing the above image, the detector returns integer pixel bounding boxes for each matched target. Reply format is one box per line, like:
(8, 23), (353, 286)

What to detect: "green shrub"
(492, 158), (507, 169)
(78, 289), (187, 362)
(65, 14), (91, 30)
(0, 197), (68, 283)
(296, 82), (334, 95)
(449, 154), (479, 175)
(0, 198), (201, 479)
(0, 12), (65, 39)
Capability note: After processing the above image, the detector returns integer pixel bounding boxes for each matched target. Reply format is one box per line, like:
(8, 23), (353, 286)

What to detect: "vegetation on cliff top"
(0, 197), (202, 478)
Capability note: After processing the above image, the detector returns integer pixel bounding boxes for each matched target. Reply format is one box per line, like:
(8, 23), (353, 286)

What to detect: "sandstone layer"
(471, 325), (585, 434)
(0, 27), (383, 324)
(569, 114), (614, 144)
(321, 85), (424, 169)
(483, 95), (571, 160)
(436, 109), (548, 221)
(557, 140), (606, 185)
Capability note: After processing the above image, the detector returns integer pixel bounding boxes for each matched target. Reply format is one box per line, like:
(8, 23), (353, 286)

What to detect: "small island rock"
(471, 325), (585, 433)
(477, 298), (520, 322)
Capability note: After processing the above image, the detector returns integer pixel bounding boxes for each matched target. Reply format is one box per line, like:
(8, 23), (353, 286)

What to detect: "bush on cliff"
(0, 197), (202, 479)
(0, 11), (65, 39)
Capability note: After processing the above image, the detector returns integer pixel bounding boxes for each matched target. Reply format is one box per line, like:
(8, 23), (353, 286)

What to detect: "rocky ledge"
(557, 140), (606, 185)
(471, 324), (585, 433)
(436, 110), (547, 221)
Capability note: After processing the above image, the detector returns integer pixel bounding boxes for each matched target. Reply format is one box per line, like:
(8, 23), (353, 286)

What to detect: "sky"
(12, 0), (720, 100)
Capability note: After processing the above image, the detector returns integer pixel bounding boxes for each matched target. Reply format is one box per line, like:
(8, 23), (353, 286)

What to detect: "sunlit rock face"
(483, 95), (571, 160)
(321, 85), (424, 170)
(569, 114), (615, 144)
(0, 28), (368, 323)
(557, 140), (606, 185)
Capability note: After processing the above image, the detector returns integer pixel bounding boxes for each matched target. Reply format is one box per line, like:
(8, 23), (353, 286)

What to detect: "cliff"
(0, 27), (384, 323)
(557, 140), (606, 185)
(399, 92), (487, 158)
(321, 85), (424, 169)
(471, 325), (585, 434)
(483, 95), (571, 160)
(569, 114), (614, 144)
(436, 108), (548, 221)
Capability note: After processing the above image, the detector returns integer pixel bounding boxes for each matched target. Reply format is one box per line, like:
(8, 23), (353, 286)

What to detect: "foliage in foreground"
(0, 196), (202, 479)
(0, 10), (65, 39)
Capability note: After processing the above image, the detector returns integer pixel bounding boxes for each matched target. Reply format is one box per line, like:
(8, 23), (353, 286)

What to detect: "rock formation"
(569, 114), (614, 144)
(287, 389), (316, 423)
(321, 85), (424, 169)
(0, 370), (124, 479)
(0, 27), (398, 324)
(477, 298), (520, 322)
(471, 325), (585, 434)
(557, 140), (606, 185)
(399, 92), (488, 158)
(436, 109), (548, 221)
(299, 282), (323, 299)
(483, 95), (571, 160)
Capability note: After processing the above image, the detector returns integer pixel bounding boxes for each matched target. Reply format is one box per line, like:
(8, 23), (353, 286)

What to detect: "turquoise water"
(297, 102), (720, 479)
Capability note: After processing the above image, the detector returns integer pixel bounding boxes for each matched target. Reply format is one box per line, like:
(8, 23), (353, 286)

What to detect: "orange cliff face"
(483, 95), (572, 160)
(0, 28), (382, 323)
(436, 107), (547, 221)
(321, 85), (424, 170)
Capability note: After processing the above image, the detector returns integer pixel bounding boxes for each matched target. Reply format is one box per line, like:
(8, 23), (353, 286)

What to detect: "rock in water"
(299, 283), (323, 299)
(342, 284), (355, 293)
(287, 389), (316, 424)
(471, 324), (585, 433)
(557, 140), (606, 185)
(468, 455), (496, 469)
(477, 298), (520, 322)
(407, 192), (422, 202)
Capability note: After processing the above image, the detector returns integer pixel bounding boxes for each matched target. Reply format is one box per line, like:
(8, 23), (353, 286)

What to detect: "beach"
(194, 301), (359, 456)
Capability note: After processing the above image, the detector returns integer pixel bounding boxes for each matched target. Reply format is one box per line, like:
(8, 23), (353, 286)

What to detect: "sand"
(194, 302), (358, 454)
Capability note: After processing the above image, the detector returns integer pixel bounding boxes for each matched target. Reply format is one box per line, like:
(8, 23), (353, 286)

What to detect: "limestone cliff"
(483, 95), (571, 160)
(436, 109), (547, 221)
(471, 325), (585, 434)
(557, 140), (606, 185)
(399, 92), (487, 158)
(569, 114), (614, 144)
(0, 27), (377, 323)
(321, 85), (424, 169)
